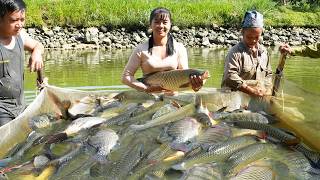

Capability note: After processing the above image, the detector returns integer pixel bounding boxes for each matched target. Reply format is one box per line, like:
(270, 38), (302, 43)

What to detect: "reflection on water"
(24, 48), (320, 116)
(25, 48), (319, 93)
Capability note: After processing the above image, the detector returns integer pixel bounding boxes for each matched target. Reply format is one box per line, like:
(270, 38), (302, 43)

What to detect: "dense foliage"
(24, 0), (320, 28)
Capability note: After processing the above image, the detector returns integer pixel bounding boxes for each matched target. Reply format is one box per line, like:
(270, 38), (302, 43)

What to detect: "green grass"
(24, 0), (320, 28)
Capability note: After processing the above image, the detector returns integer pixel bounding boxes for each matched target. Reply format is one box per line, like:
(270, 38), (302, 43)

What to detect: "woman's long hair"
(148, 7), (174, 56)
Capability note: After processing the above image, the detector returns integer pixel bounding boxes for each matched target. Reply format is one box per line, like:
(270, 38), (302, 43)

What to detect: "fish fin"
(171, 162), (186, 171)
(179, 82), (190, 88)
(68, 113), (92, 121)
(0, 157), (12, 167)
(170, 142), (192, 153)
(217, 106), (228, 113)
(45, 133), (68, 144)
(259, 111), (278, 124)
(129, 124), (144, 131)
(92, 153), (108, 164)
(170, 100), (181, 108)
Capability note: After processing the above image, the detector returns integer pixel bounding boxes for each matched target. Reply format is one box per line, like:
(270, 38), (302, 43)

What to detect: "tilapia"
(138, 69), (210, 91)
(29, 114), (57, 130)
(157, 117), (202, 146)
(189, 124), (232, 153)
(44, 117), (107, 144)
(87, 129), (119, 162)
(194, 98), (215, 127)
(129, 103), (196, 131)
(172, 135), (259, 170)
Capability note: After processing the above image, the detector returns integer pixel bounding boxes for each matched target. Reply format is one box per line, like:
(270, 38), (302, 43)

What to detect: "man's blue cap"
(242, 10), (263, 28)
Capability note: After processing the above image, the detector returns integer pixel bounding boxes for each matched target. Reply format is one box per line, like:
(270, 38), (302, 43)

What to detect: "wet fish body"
(157, 117), (202, 145)
(181, 163), (223, 180)
(64, 117), (106, 136)
(224, 143), (275, 176)
(172, 135), (258, 170)
(87, 129), (119, 162)
(129, 103), (196, 131)
(139, 69), (210, 91)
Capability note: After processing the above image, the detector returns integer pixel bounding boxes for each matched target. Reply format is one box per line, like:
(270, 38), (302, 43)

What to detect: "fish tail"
(0, 157), (12, 167)
(171, 162), (186, 171)
(129, 124), (144, 131)
(46, 133), (68, 144)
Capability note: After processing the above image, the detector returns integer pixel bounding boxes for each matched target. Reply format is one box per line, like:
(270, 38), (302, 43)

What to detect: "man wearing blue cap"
(221, 10), (289, 97)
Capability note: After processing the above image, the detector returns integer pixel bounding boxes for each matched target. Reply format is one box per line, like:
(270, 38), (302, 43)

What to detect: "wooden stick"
(272, 53), (287, 96)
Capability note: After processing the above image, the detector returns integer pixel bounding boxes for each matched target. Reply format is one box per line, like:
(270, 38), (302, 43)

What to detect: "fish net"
(0, 82), (318, 179)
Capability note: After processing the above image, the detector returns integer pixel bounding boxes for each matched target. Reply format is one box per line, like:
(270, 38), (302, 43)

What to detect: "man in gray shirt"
(0, 0), (44, 126)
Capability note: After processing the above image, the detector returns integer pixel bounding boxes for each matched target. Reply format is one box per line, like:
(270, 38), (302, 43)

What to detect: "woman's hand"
(190, 75), (203, 92)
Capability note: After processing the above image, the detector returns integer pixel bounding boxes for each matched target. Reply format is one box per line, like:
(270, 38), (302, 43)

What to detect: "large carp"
(138, 69), (210, 91)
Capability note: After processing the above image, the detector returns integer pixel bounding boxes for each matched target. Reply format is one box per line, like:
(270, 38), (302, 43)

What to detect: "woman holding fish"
(121, 7), (204, 93)
(221, 10), (291, 97)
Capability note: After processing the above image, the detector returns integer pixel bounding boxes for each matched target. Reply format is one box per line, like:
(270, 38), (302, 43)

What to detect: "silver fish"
(157, 117), (202, 144)
(87, 129), (119, 162)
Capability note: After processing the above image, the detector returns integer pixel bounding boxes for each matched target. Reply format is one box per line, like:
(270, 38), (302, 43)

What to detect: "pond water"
(24, 47), (320, 126)
(24, 47), (320, 123)
(24, 47), (320, 99)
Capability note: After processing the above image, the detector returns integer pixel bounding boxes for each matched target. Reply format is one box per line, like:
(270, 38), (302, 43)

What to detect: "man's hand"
(190, 75), (203, 92)
(279, 44), (292, 55)
(240, 84), (266, 97)
(28, 55), (43, 72)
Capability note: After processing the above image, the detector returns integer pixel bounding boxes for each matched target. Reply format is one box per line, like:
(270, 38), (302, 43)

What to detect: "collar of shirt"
(239, 41), (265, 56)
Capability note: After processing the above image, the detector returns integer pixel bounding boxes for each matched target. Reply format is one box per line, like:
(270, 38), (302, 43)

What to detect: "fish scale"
(294, 143), (320, 168)
(274, 150), (314, 179)
(165, 117), (201, 143)
(172, 135), (258, 170)
(219, 112), (271, 124)
(87, 129), (119, 160)
(141, 69), (209, 91)
(109, 143), (144, 180)
(224, 143), (275, 176)
(231, 121), (298, 144)
(181, 163), (223, 180)
(230, 165), (274, 180)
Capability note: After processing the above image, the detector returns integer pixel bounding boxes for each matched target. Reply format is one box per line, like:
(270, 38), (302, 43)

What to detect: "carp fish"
(138, 69), (210, 91)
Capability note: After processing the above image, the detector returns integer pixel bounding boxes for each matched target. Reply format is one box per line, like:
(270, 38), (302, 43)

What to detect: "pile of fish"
(0, 89), (319, 180)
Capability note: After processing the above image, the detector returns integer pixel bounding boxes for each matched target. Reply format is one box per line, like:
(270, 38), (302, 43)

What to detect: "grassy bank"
(24, 0), (320, 29)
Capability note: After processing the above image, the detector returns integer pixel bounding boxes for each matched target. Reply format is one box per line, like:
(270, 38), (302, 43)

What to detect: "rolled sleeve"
(222, 51), (245, 90)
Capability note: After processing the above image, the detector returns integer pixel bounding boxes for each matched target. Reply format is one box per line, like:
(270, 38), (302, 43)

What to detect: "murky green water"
(24, 47), (320, 125)
(24, 48), (320, 93)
